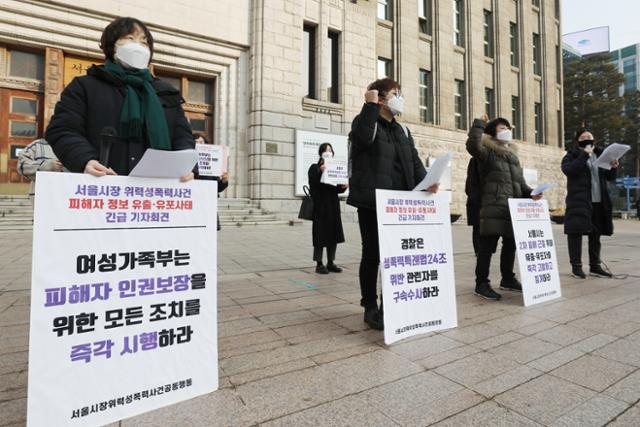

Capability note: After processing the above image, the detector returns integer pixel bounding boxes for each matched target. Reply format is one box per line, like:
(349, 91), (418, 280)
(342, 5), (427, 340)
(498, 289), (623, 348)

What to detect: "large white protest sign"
(295, 130), (347, 196)
(196, 144), (228, 177)
(28, 172), (218, 427)
(508, 199), (562, 306)
(376, 190), (457, 345)
(320, 158), (348, 186)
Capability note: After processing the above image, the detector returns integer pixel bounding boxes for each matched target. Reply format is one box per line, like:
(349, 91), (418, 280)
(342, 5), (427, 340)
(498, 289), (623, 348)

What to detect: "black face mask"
(578, 139), (594, 148)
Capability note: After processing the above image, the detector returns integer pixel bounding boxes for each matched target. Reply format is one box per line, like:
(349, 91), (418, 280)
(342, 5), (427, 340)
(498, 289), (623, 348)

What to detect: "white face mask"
(496, 129), (513, 142)
(114, 42), (151, 70)
(322, 152), (333, 159)
(387, 95), (404, 116)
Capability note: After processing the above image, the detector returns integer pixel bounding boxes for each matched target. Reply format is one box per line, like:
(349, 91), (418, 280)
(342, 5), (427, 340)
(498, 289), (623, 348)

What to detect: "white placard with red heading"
(508, 198), (562, 306)
(376, 189), (458, 345)
(27, 172), (218, 427)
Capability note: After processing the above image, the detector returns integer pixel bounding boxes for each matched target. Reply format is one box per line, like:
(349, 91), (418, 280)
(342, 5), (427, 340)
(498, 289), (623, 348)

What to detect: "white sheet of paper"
(129, 149), (198, 179)
(413, 152), (453, 191)
(532, 182), (555, 196)
(594, 143), (630, 170)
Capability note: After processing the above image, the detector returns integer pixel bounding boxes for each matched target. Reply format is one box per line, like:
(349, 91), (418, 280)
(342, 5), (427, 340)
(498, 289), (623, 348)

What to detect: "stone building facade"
(0, 0), (566, 218)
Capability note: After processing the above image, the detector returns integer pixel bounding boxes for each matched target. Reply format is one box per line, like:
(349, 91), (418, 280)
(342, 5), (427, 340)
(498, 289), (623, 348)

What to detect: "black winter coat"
(308, 163), (346, 247)
(465, 157), (481, 226)
(561, 146), (617, 236)
(46, 65), (194, 175)
(347, 103), (427, 210)
(466, 119), (532, 237)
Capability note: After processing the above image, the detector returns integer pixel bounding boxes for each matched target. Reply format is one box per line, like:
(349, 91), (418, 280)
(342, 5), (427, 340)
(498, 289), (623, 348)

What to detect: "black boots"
(474, 282), (502, 301)
(364, 306), (384, 330)
(499, 277), (522, 292)
(590, 265), (612, 278)
(571, 264), (586, 279)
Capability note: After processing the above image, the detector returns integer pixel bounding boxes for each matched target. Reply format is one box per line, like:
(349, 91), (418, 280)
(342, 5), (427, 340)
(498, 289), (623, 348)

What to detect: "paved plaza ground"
(2, 220), (640, 426)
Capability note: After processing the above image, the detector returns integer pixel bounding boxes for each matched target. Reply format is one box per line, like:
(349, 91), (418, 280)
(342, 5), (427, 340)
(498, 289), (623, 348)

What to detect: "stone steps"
(0, 195), (284, 230)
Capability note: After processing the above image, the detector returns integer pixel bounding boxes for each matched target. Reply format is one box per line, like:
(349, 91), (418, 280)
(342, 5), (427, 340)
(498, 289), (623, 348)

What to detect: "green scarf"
(103, 59), (171, 150)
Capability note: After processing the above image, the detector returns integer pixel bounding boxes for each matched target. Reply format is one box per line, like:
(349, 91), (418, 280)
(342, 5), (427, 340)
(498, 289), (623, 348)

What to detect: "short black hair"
(318, 143), (334, 157)
(484, 117), (512, 137)
(100, 17), (154, 62)
(574, 128), (591, 142)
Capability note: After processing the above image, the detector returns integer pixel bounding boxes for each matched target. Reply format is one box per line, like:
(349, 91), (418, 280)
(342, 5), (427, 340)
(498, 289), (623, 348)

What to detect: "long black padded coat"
(308, 163), (346, 248)
(466, 119), (532, 238)
(45, 64), (194, 175)
(561, 145), (617, 236)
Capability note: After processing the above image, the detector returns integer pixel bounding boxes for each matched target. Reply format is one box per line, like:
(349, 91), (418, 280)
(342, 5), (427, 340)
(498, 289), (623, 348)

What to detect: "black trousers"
(475, 235), (516, 286)
(472, 224), (480, 255)
(313, 245), (337, 263)
(567, 233), (601, 267)
(357, 208), (380, 309)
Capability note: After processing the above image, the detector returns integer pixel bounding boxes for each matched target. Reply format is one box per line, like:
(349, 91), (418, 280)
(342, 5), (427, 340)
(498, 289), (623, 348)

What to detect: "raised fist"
(365, 89), (379, 104)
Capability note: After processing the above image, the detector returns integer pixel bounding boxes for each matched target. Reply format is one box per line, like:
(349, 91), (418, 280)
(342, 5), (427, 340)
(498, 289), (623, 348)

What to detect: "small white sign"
(320, 158), (348, 186)
(376, 190), (458, 345)
(508, 198), (562, 307)
(196, 144), (228, 177)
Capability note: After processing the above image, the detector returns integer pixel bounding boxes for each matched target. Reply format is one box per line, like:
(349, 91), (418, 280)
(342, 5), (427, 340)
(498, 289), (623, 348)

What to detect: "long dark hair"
(318, 143), (334, 158)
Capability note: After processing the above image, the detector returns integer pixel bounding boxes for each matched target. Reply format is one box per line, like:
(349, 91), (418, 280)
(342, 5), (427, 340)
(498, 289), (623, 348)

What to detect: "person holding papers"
(194, 134), (228, 231)
(466, 115), (542, 301)
(562, 129), (618, 279)
(308, 143), (347, 274)
(46, 17), (195, 180)
(348, 78), (437, 330)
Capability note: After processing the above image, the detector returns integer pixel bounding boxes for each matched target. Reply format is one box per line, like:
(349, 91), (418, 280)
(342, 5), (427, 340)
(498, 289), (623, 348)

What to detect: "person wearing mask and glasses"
(562, 129), (618, 279)
(46, 17), (195, 180)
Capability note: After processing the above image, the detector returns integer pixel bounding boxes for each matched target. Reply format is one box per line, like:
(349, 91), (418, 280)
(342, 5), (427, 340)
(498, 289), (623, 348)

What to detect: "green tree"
(623, 90), (640, 177)
(563, 53), (628, 150)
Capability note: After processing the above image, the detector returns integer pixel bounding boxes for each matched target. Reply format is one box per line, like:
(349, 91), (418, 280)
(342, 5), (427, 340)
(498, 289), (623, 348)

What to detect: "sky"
(562, 0), (640, 50)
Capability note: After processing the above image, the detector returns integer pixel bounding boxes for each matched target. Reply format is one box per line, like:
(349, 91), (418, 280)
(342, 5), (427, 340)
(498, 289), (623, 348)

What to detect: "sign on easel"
(508, 198), (562, 306)
(376, 190), (457, 345)
(27, 173), (218, 426)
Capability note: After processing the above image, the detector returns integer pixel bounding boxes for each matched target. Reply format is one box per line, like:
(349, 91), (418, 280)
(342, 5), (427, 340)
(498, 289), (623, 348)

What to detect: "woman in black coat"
(562, 129), (618, 279)
(46, 17), (194, 178)
(194, 134), (228, 230)
(348, 77), (438, 330)
(308, 143), (347, 275)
